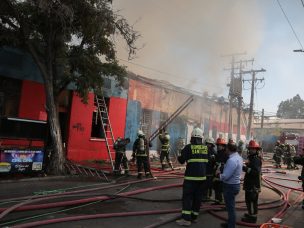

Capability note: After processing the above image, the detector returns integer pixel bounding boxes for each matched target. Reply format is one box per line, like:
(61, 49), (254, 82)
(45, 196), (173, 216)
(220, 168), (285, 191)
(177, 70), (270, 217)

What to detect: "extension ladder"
(95, 95), (115, 171)
(149, 95), (194, 142)
(65, 161), (109, 182)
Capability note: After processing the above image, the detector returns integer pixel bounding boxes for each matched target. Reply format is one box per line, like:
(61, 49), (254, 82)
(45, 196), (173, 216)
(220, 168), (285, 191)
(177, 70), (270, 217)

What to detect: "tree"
(0, 0), (139, 174)
(276, 94), (304, 119)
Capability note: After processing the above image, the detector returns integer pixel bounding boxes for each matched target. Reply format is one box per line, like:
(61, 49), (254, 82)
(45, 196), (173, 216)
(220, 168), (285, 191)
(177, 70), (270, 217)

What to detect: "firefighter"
(113, 137), (130, 176)
(212, 137), (227, 204)
(203, 137), (216, 201)
(293, 149), (304, 210)
(159, 129), (174, 170)
(285, 144), (293, 170)
(241, 140), (262, 223)
(176, 127), (208, 226)
(290, 145), (298, 169)
(273, 140), (283, 168)
(132, 130), (152, 179)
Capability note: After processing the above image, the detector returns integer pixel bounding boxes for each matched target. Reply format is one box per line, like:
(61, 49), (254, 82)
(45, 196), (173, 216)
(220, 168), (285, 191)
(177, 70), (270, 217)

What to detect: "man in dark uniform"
(132, 130), (152, 179)
(285, 144), (293, 169)
(241, 140), (262, 223)
(273, 140), (283, 168)
(203, 137), (216, 201)
(176, 127), (208, 226)
(293, 148), (304, 210)
(113, 137), (130, 175)
(213, 137), (227, 204)
(159, 129), (174, 170)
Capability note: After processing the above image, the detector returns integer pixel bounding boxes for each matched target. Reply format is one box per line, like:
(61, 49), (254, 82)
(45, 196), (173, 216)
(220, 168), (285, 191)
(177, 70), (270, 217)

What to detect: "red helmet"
(216, 138), (226, 145)
(248, 140), (260, 149)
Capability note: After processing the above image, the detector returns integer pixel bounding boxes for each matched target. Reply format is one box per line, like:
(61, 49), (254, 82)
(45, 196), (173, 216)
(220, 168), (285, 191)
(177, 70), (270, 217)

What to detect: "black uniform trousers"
(245, 190), (259, 215)
(114, 152), (129, 173)
(182, 180), (205, 221)
(213, 179), (223, 202)
(202, 175), (213, 200)
(160, 151), (171, 164)
(137, 156), (150, 175)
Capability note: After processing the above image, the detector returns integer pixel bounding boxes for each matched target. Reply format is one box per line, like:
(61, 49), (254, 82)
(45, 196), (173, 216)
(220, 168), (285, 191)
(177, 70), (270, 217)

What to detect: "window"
(0, 117), (47, 140)
(90, 96), (109, 139)
(141, 109), (152, 137)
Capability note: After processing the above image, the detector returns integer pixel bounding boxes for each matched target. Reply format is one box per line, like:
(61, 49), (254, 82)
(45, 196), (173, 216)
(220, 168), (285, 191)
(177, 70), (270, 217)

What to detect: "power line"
(118, 58), (226, 91)
(276, 0), (304, 50)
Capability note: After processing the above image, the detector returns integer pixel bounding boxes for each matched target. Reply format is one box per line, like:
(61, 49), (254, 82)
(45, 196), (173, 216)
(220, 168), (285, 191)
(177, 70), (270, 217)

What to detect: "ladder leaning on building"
(95, 95), (116, 171)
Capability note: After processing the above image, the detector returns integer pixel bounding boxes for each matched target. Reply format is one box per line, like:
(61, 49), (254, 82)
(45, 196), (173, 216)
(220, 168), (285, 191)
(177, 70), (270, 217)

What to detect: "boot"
(169, 163), (174, 171)
(241, 214), (257, 223)
(176, 219), (191, 226)
(137, 173), (142, 179)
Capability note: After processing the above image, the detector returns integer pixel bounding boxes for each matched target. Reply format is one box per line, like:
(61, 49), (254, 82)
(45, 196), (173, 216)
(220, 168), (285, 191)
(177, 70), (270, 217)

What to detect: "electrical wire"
(276, 0), (304, 50)
(118, 58), (227, 92)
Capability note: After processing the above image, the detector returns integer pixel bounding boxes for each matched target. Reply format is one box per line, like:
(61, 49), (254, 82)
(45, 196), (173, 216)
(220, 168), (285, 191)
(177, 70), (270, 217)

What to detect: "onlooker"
(217, 142), (243, 228)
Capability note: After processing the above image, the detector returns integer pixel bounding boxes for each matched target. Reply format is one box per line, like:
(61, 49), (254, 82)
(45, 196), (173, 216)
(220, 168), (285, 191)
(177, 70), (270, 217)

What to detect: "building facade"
(0, 47), (247, 168)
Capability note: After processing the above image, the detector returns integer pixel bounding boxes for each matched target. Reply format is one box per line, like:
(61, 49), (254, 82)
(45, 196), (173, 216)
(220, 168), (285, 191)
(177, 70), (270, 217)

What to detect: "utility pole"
(242, 69), (266, 140)
(236, 59), (254, 141)
(261, 108), (264, 129)
(222, 52), (246, 140)
(224, 58), (254, 141)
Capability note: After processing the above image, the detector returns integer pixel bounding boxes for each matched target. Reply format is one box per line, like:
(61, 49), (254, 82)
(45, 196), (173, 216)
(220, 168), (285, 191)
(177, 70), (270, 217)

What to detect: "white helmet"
(205, 137), (215, 145)
(164, 134), (170, 141)
(138, 130), (144, 137)
(191, 127), (203, 138)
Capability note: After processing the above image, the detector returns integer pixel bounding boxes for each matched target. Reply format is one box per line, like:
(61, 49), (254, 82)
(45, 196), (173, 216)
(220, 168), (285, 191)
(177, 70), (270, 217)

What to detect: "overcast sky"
(113, 0), (304, 116)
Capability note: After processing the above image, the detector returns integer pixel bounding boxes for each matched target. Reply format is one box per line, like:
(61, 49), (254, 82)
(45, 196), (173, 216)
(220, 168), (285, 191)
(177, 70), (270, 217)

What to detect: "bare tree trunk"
(28, 44), (65, 175)
(45, 78), (65, 174)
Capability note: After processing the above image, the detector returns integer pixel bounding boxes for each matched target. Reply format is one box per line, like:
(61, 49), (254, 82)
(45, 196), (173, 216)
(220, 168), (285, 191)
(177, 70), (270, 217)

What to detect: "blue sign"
(0, 149), (44, 173)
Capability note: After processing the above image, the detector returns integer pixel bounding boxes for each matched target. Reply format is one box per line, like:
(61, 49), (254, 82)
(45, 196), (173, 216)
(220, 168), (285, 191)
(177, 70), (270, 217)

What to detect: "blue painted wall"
(0, 47), (127, 98)
(0, 47), (43, 82)
(125, 100), (141, 150)
(167, 117), (187, 156)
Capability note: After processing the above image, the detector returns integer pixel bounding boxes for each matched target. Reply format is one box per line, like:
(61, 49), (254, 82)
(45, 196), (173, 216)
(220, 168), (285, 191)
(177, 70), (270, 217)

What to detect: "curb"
(0, 175), (74, 183)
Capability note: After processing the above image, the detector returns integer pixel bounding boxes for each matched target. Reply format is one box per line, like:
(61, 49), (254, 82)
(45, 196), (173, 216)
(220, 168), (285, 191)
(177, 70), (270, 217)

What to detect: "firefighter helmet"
(205, 137), (215, 145)
(248, 140), (260, 149)
(164, 133), (170, 141)
(216, 138), (226, 145)
(137, 130), (145, 137)
(191, 127), (203, 138)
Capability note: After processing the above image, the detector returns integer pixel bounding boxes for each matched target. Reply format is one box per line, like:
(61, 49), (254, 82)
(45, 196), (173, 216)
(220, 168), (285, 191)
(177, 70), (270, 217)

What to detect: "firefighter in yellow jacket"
(159, 129), (174, 170)
(176, 127), (208, 226)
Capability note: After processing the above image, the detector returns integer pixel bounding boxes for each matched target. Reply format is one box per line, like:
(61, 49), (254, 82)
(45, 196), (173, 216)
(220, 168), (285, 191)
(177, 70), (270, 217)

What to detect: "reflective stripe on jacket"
(178, 144), (208, 181)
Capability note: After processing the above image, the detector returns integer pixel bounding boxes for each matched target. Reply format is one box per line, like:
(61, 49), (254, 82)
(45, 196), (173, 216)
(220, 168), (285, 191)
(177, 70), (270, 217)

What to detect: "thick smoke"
(113, 0), (264, 95)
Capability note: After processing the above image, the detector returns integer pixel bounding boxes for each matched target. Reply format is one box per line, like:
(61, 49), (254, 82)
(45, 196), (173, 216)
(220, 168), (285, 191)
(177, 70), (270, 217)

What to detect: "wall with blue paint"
(167, 117), (187, 156)
(0, 48), (127, 98)
(150, 110), (161, 150)
(125, 100), (141, 150)
(0, 47), (43, 83)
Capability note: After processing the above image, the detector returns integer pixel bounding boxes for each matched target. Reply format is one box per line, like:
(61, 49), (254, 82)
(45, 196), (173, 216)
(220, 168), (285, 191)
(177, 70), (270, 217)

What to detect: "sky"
(113, 0), (304, 116)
